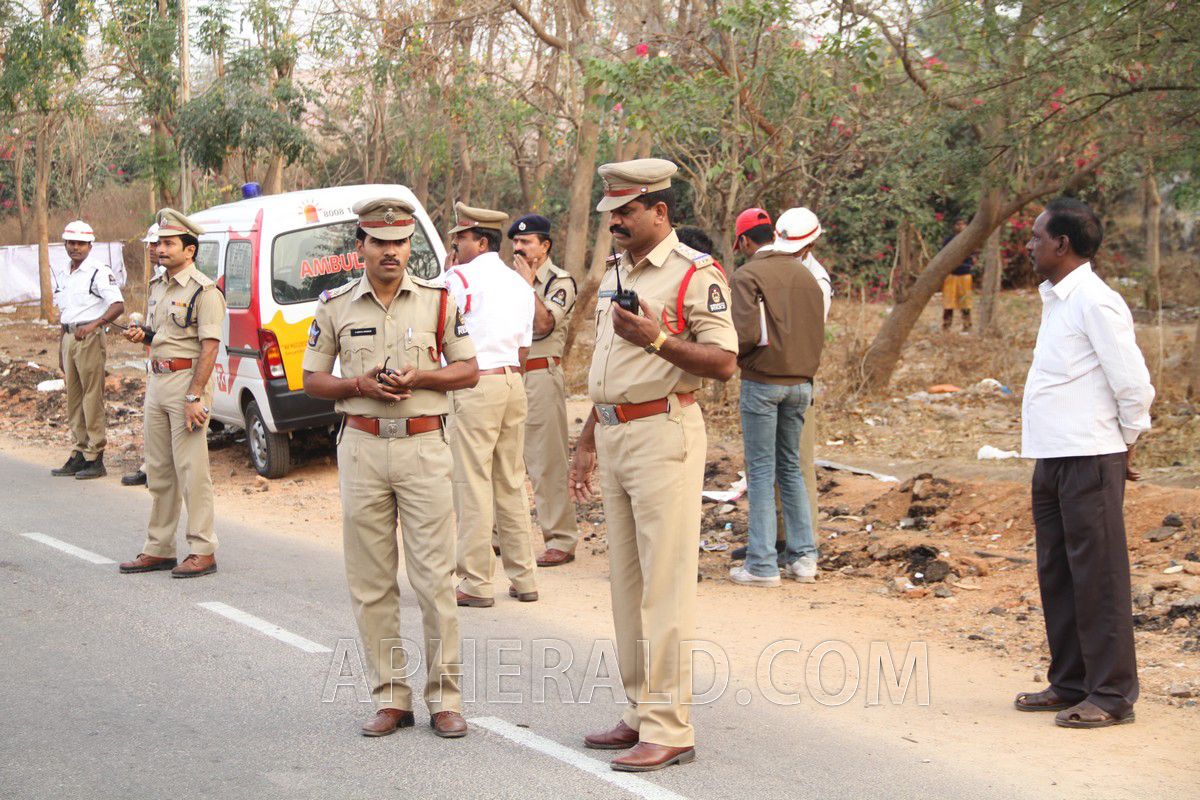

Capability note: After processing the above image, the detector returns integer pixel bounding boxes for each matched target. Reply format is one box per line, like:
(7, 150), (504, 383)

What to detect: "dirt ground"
(2, 291), (1199, 713)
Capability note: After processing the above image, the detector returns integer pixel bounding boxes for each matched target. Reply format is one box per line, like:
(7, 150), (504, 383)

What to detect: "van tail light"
(257, 328), (286, 380)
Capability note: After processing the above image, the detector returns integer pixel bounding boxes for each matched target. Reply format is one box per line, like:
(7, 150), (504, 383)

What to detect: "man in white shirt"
(443, 202), (539, 608)
(51, 220), (125, 479)
(1014, 197), (1153, 729)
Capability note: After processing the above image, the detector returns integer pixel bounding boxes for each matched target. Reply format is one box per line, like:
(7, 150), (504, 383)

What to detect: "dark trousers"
(1032, 453), (1138, 716)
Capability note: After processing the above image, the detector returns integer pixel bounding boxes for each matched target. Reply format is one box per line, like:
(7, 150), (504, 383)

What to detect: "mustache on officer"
(609, 224), (631, 237)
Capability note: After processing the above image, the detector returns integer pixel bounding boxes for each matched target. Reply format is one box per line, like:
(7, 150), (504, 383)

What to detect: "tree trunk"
(563, 213), (612, 361)
(560, 80), (602, 281)
(858, 191), (1001, 391)
(1143, 166), (1164, 383)
(263, 154), (284, 194)
(1188, 316), (1200, 399)
(34, 120), (55, 322)
(13, 134), (30, 241)
(975, 226), (1003, 333)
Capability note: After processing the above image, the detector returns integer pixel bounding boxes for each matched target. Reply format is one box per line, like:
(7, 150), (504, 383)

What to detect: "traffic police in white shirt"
(443, 202), (539, 608)
(51, 220), (125, 479)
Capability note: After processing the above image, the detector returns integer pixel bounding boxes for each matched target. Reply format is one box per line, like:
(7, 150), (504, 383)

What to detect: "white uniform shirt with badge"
(444, 251), (534, 370)
(54, 256), (124, 324)
(1021, 262), (1154, 459)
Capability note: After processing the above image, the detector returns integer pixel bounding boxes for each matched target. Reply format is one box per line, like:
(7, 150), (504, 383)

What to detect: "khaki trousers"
(595, 398), (705, 748)
(338, 427), (462, 712)
(142, 370), (217, 557)
(451, 371), (537, 598)
(523, 364), (578, 552)
(61, 330), (107, 459)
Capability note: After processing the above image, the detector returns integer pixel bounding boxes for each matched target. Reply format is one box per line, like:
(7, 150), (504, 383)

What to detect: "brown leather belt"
(149, 358), (193, 374)
(525, 356), (561, 372)
(344, 414), (442, 438)
(593, 392), (695, 426)
(478, 366), (523, 377)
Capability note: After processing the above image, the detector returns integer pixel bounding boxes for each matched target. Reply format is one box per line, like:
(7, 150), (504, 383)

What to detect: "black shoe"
(75, 459), (107, 480)
(51, 452), (86, 477)
(121, 470), (147, 486)
(729, 540), (786, 561)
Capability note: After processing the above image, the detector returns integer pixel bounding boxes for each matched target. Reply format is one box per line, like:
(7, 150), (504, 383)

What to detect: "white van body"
(189, 184), (446, 477)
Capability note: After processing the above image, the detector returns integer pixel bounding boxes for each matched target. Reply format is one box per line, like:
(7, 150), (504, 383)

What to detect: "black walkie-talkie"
(612, 247), (639, 314)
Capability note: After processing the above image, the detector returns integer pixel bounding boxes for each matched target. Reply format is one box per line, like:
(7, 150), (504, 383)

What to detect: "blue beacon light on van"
(241, 182), (263, 199)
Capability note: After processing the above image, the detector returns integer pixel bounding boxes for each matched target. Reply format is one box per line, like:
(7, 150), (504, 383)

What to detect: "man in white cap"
(443, 201), (539, 608)
(51, 220), (125, 479)
(727, 207), (827, 587)
(568, 157), (737, 772)
(119, 208), (226, 579)
(121, 223), (163, 487)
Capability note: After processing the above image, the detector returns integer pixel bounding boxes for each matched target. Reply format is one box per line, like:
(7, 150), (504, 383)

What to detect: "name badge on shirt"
(350, 327), (376, 336)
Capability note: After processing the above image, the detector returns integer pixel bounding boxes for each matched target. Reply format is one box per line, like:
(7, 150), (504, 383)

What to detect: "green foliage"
(0, 0), (91, 114)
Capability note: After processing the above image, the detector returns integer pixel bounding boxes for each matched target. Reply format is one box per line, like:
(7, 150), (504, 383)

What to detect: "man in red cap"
(734, 208), (775, 262)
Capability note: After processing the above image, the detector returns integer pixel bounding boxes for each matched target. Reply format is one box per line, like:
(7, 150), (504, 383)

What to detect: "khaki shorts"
(942, 273), (973, 310)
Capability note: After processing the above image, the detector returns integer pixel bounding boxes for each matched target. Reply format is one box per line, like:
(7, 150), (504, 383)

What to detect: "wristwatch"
(644, 330), (668, 354)
(185, 394), (201, 403)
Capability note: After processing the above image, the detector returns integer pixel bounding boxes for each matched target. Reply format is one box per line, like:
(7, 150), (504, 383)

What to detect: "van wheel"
(245, 400), (290, 478)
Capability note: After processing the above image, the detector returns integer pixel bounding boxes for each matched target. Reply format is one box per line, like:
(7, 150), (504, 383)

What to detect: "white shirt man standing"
(1013, 197), (1153, 729)
(443, 202), (539, 608)
(51, 220), (125, 479)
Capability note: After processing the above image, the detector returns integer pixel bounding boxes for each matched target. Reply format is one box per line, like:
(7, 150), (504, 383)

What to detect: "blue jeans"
(739, 379), (816, 577)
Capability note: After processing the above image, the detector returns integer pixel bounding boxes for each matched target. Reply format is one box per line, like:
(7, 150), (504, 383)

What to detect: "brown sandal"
(1055, 700), (1135, 729)
(1014, 687), (1074, 712)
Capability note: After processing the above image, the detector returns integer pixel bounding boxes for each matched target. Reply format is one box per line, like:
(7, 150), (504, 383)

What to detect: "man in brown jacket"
(728, 207), (826, 587)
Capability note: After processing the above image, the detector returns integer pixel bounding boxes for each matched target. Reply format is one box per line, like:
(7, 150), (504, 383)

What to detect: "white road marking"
(472, 716), (690, 800)
(21, 532), (116, 565)
(196, 601), (332, 654)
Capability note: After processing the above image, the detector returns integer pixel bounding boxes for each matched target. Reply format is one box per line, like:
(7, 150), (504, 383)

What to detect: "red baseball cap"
(735, 207), (772, 240)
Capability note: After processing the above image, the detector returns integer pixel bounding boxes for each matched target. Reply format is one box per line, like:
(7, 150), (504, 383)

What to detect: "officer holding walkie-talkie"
(568, 158), (737, 773)
(119, 208), (226, 579)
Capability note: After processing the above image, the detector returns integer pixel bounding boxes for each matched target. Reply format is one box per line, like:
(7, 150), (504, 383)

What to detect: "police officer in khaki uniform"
(505, 214), (579, 566)
(119, 209), (226, 579)
(569, 159), (737, 772)
(51, 220), (125, 480)
(303, 198), (476, 739)
(443, 203), (539, 608)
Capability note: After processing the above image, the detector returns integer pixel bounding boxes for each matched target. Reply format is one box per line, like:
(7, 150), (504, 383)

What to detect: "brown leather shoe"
(171, 553), (217, 578)
(456, 589), (494, 608)
(611, 742), (695, 772)
(537, 548), (575, 567)
(119, 553), (178, 574)
(430, 710), (468, 738)
(360, 708), (414, 737)
(584, 720), (639, 750)
(1014, 687), (1077, 712)
(508, 585), (539, 602)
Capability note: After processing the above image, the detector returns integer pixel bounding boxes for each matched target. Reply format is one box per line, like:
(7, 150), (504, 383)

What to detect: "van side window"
(225, 240), (253, 309)
(271, 217), (442, 304)
(196, 241), (220, 280)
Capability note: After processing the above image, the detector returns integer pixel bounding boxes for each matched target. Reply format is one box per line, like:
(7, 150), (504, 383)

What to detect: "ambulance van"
(189, 184), (446, 478)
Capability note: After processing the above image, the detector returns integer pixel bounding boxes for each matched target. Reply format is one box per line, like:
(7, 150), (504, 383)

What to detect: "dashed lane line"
(20, 532), (116, 565)
(196, 601), (333, 654)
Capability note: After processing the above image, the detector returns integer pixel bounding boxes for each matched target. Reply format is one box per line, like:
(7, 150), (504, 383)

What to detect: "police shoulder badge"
(455, 310), (468, 337)
(707, 283), (728, 313)
(307, 320), (321, 347)
(551, 287), (568, 307)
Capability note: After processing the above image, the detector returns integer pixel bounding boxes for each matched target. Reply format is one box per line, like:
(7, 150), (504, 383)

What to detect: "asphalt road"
(0, 453), (1034, 800)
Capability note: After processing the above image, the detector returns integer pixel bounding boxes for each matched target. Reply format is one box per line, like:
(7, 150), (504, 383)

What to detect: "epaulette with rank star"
(672, 242), (715, 269)
(318, 281), (356, 303)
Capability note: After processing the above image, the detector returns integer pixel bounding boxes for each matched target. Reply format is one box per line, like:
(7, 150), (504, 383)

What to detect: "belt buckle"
(595, 404), (620, 426)
(381, 419), (404, 438)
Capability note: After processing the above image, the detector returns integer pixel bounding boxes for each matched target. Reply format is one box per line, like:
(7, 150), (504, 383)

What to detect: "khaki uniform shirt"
(147, 264), (226, 359)
(588, 230), (737, 404)
(302, 273), (475, 418)
(528, 259), (577, 360)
